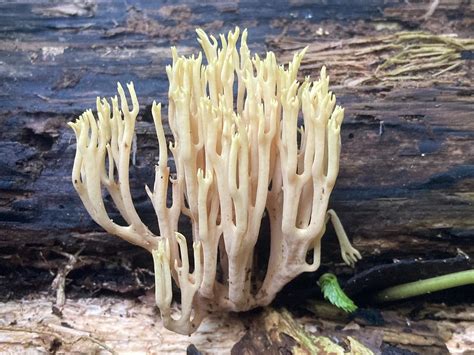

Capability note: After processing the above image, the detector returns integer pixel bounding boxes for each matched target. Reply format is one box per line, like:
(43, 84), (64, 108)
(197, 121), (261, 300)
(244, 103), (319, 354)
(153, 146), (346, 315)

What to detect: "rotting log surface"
(0, 1), (473, 351)
(2, 295), (472, 354)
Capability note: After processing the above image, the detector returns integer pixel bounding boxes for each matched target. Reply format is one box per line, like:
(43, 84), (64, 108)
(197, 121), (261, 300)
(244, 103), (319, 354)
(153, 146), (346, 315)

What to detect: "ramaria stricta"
(69, 27), (361, 335)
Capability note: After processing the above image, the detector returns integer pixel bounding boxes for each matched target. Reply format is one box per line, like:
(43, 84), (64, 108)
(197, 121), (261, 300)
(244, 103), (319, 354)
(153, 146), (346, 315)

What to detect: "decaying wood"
(0, 295), (246, 354)
(233, 301), (474, 354)
(1, 0), (472, 273)
(0, 0), (473, 352)
(231, 308), (376, 354)
(0, 294), (471, 354)
(268, 31), (473, 86)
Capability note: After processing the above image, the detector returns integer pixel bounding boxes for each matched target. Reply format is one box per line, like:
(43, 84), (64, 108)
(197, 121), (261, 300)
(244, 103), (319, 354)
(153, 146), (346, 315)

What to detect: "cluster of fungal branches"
(69, 28), (360, 335)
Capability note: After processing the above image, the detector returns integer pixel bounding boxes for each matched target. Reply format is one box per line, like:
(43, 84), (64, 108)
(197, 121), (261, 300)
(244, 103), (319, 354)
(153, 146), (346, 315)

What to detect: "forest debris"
(414, 304), (474, 322)
(348, 336), (375, 354)
(53, 71), (82, 90)
(268, 31), (474, 86)
(158, 4), (193, 21)
(232, 308), (375, 354)
(445, 324), (474, 355)
(0, 296), (245, 353)
(422, 0), (440, 21)
(25, 117), (64, 139)
(33, 0), (96, 18)
(41, 46), (66, 61)
(51, 248), (84, 309)
(0, 325), (115, 354)
(305, 300), (351, 321)
(302, 305), (455, 353)
(381, 329), (444, 347)
(0, 295), (471, 353)
(104, 7), (223, 41)
(105, 7), (179, 39)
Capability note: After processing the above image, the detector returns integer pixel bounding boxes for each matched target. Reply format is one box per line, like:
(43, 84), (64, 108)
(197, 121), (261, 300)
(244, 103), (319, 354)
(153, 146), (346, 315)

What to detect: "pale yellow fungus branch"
(69, 83), (157, 251)
(69, 27), (361, 335)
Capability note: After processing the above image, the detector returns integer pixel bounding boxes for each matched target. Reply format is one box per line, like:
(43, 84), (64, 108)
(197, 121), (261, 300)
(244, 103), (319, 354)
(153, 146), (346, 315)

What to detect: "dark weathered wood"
(1, 1), (473, 353)
(0, 0), (473, 302)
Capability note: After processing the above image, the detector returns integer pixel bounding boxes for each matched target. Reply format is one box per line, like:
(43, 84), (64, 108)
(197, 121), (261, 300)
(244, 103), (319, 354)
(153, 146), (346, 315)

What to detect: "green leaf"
(318, 273), (358, 313)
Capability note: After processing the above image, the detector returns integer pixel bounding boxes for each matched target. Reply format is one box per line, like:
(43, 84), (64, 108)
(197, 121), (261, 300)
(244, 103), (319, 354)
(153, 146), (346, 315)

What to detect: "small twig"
(51, 247), (84, 308)
(39, 251), (55, 276)
(379, 121), (385, 136)
(384, 57), (456, 76)
(422, 0), (440, 21)
(36, 94), (53, 102)
(433, 61), (463, 77)
(355, 43), (401, 56)
(273, 25), (288, 44)
(381, 75), (425, 81)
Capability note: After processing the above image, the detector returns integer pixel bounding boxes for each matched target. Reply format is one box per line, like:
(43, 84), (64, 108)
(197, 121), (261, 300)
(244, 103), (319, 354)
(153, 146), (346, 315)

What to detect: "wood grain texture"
(0, 295), (472, 354)
(0, 0), (473, 300)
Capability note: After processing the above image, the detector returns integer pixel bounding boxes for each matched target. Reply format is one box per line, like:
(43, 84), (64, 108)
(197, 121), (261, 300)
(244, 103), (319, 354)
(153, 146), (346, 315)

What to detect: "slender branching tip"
(321, 65), (328, 76)
(301, 45), (309, 55)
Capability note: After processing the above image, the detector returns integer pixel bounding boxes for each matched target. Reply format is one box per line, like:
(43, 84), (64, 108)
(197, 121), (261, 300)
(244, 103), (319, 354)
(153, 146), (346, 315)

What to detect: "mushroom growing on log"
(68, 27), (361, 334)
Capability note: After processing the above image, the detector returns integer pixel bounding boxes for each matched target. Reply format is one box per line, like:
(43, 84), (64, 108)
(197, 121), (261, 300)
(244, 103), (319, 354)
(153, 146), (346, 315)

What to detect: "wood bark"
(0, 0), (473, 352)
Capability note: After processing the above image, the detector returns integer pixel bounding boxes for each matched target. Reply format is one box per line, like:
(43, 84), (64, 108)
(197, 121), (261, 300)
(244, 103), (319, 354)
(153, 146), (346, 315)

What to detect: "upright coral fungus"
(68, 27), (361, 335)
